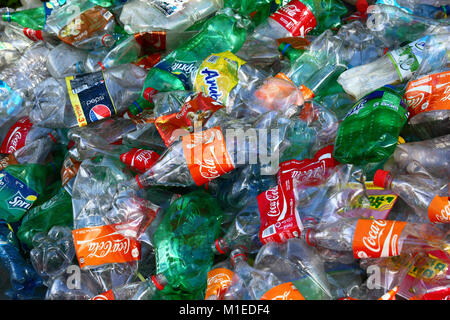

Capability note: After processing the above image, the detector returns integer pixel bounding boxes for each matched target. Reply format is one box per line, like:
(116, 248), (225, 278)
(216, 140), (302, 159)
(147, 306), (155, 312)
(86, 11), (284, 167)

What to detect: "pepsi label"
(66, 71), (116, 127)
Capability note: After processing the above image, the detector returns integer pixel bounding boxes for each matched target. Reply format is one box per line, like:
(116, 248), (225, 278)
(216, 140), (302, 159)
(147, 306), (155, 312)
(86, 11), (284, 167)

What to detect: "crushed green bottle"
(0, 164), (57, 223)
(153, 190), (223, 298)
(17, 187), (73, 249)
(333, 85), (409, 166)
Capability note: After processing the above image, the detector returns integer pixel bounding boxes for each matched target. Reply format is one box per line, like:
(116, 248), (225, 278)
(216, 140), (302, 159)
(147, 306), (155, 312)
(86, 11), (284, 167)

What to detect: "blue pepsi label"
(66, 71), (116, 127)
(0, 171), (38, 222)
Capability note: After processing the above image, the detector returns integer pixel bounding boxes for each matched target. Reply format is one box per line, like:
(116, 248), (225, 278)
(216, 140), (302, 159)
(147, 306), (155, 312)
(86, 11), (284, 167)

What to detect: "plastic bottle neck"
(213, 237), (230, 255)
(151, 273), (167, 291)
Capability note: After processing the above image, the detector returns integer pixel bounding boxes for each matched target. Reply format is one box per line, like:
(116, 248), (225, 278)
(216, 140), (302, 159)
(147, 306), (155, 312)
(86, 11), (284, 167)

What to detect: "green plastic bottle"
(0, 164), (56, 223)
(17, 188), (73, 249)
(333, 85), (409, 166)
(134, 13), (248, 110)
(1, 2), (56, 30)
(279, 42), (305, 62)
(153, 190), (223, 298)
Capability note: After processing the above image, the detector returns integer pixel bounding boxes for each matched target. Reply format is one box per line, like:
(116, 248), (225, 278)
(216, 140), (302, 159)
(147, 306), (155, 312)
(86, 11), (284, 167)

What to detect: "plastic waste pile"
(0, 0), (449, 300)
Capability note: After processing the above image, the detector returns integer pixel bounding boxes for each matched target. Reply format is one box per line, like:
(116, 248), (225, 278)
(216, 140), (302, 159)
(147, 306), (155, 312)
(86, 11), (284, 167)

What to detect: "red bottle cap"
(374, 170), (391, 188)
(356, 0), (368, 13)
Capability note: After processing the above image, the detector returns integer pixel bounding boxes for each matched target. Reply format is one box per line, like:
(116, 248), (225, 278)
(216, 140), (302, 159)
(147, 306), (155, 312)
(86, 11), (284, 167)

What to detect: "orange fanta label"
(261, 282), (305, 300)
(428, 195), (450, 224)
(404, 71), (450, 118)
(204, 268), (234, 300)
(72, 224), (141, 268)
(182, 127), (234, 186)
(353, 219), (407, 259)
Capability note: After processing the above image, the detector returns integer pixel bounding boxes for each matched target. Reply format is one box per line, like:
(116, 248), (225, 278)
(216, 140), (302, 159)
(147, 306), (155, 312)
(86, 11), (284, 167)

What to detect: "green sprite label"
(0, 171), (38, 222)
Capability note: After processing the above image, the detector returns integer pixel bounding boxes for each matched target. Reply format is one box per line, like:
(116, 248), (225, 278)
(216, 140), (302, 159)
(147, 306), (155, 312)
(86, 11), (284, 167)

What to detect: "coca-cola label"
(260, 282), (305, 300)
(182, 126), (235, 186)
(428, 195), (450, 224)
(352, 219), (407, 259)
(0, 154), (18, 171)
(72, 224), (141, 268)
(257, 178), (301, 244)
(120, 148), (160, 174)
(0, 117), (33, 154)
(155, 93), (223, 146)
(23, 28), (43, 41)
(269, 0), (317, 37)
(204, 268), (234, 300)
(404, 71), (450, 119)
(417, 287), (450, 300)
(91, 289), (115, 300)
(277, 145), (338, 188)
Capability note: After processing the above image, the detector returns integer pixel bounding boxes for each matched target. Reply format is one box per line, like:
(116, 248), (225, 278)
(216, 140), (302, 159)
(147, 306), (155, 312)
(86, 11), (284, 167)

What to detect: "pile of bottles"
(0, 0), (449, 301)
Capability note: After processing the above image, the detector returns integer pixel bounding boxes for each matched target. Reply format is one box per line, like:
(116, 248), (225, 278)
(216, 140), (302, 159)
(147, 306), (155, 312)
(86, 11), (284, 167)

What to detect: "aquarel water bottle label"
(66, 71), (116, 127)
(387, 37), (427, 82)
(194, 52), (246, 105)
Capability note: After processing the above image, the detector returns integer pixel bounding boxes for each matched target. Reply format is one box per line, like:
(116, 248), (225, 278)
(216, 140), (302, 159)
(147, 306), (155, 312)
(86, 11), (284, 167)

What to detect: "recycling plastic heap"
(0, 0), (449, 300)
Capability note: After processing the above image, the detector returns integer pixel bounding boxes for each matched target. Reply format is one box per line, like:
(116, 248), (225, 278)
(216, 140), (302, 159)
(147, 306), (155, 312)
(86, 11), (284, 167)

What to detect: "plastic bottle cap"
(356, 0), (368, 13)
(373, 170), (391, 188)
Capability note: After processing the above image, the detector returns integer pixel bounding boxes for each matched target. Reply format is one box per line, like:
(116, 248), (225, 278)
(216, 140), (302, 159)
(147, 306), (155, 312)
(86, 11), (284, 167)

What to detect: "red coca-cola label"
(155, 93), (223, 147)
(257, 178), (301, 244)
(91, 289), (115, 300)
(269, 0), (317, 37)
(23, 28), (43, 41)
(277, 145), (339, 188)
(417, 287), (450, 300)
(120, 148), (160, 174)
(0, 117), (33, 154)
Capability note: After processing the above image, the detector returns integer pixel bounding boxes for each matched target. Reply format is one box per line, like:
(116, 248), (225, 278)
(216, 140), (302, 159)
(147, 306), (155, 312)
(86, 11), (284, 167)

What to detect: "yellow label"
(407, 256), (448, 280)
(366, 182), (398, 212)
(65, 76), (87, 127)
(194, 51), (246, 106)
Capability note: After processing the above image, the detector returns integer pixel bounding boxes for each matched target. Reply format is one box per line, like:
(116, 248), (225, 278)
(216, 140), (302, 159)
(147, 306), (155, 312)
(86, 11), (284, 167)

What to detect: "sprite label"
(0, 171), (38, 222)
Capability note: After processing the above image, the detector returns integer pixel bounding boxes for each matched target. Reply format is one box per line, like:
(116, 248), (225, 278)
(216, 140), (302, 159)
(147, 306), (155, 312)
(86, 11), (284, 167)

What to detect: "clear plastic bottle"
(91, 274), (167, 300)
(392, 134), (450, 179)
(337, 36), (429, 99)
(223, 248), (283, 300)
(30, 63), (148, 128)
(373, 169), (450, 224)
(304, 218), (449, 259)
(119, 0), (224, 34)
